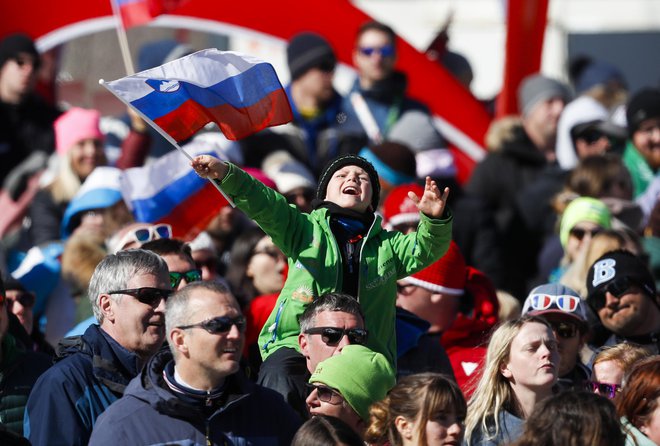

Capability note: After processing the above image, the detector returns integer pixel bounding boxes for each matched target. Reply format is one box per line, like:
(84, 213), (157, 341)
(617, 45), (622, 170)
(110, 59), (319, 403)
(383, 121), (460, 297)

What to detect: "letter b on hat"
(592, 258), (616, 287)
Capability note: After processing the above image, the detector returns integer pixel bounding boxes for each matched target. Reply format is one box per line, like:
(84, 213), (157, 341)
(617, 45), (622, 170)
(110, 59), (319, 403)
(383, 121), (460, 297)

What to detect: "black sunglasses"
(6, 292), (36, 309)
(177, 315), (246, 334)
(569, 227), (602, 241)
(548, 321), (579, 339)
(304, 327), (368, 346)
(588, 276), (636, 311)
(587, 380), (621, 399)
(306, 384), (344, 405)
(580, 129), (608, 145)
(169, 269), (202, 288)
(107, 287), (172, 307)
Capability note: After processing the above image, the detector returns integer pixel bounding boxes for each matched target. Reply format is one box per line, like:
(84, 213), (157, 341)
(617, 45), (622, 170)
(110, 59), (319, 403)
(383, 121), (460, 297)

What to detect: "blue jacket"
(89, 348), (302, 445)
(24, 324), (143, 446)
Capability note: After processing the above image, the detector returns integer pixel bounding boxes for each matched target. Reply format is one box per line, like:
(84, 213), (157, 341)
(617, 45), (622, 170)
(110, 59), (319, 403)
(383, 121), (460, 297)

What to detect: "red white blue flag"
(120, 144), (229, 240)
(114, 0), (184, 28)
(103, 49), (293, 142)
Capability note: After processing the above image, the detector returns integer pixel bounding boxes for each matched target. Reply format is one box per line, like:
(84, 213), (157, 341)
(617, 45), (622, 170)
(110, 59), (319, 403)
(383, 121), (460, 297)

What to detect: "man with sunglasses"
(89, 281), (301, 445)
(273, 32), (344, 173)
(142, 238), (202, 291)
(25, 249), (171, 446)
(339, 21), (431, 148)
(0, 33), (60, 186)
(522, 283), (592, 390)
(586, 249), (660, 354)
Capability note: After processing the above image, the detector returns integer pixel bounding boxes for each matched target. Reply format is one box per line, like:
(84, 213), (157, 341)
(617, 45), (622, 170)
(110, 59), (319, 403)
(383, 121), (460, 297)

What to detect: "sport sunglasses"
(169, 269), (202, 288)
(587, 380), (621, 399)
(177, 315), (246, 334)
(107, 287), (172, 307)
(303, 327), (368, 346)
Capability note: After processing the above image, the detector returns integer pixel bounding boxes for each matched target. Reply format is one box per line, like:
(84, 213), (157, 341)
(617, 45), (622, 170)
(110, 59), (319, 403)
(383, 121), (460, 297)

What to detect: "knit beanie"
(0, 33), (39, 68)
(287, 32), (336, 81)
(262, 150), (316, 195)
(387, 110), (445, 153)
(518, 74), (572, 117)
(309, 345), (395, 421)
(559, 197), (612, 248)
(359, 142), (417, 187)
(402, 241), (466, 295)
(382, 183), (424, 228)
(575, 61), (625, 95)
(54, 108), (104, 155)
(316, 154), (380, 210)
(626, 87), (660, 137)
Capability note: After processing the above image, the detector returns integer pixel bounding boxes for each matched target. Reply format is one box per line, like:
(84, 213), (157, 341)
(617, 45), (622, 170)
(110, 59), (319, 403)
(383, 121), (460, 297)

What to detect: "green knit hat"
(309, 345), (395, 421)
(559, 197), (612, 248)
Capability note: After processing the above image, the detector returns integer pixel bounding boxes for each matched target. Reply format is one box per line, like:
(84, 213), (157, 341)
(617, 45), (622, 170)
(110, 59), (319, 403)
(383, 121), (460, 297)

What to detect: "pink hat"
(403, 241), (467, 295)
(382, 183), (424, 229)
(54, 107), (104, 155)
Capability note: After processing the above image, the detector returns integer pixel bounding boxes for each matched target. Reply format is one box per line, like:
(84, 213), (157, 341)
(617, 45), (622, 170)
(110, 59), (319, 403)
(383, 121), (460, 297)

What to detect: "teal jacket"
(219, 164), (452, 366)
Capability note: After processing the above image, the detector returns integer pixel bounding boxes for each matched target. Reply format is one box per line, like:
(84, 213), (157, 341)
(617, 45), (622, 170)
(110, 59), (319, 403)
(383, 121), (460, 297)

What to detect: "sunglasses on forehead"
(587, 381), (621, 399)
(177, 315), (246, 334)
(169, 269), (202, 288)
(304, 327), (368, 346)
(116, 224), (172, 251)
(527, 294), (582, 313)
(107, 287), (172, 307)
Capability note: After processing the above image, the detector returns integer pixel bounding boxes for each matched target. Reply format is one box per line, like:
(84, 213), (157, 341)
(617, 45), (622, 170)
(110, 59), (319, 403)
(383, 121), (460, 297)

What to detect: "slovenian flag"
(102, 49), (293, 142)
(114, 0), (185, 29)
(120, 144), (229, 241)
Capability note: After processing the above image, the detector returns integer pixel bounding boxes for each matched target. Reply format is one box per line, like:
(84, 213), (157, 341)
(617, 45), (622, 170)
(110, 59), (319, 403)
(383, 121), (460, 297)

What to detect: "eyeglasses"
(304, 327), (368, 346)
(252, 246), (283, 260)
(580, 129), (608, 145)
(115, 224), (172, 251)
(527, 293), (582, 313)
(548, 321), (579, 339)
(316, 59), (336, 73)
(587, 380), (621, 399)
(396, 283), (417, 296)
(14, 55), (40, 70)
(569, 227), (602, 241)
(6, 292), (36, 310)
(177, 315), (246, 334)
(284, 189), (315, 204)
(307, 384), (344, 405)
(107, 287), (172, 307)
(588, 276), (636, 311)
(169, 269), (202, 288)
(358, 45), (395, 57)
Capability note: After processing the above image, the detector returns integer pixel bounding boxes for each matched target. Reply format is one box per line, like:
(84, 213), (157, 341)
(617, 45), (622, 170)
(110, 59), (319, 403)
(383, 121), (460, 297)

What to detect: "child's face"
(324, 165), (373, 212)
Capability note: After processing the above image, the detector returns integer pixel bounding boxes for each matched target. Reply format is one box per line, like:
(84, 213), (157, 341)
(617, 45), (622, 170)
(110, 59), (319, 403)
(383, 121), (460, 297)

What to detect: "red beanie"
(404, 241), (466, 295)
(382, 183), (424, 229)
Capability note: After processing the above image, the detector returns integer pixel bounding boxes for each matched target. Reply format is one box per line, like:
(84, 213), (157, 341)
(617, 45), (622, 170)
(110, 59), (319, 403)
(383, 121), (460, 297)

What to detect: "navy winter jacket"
(24, 324), (143, 446)
(89, 348), (302, 445)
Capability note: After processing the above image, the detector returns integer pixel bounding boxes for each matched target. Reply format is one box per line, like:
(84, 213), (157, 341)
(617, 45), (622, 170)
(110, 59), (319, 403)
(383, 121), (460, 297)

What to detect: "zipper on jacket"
(261, 299), (286, 353)
(356, 216), (378, 302)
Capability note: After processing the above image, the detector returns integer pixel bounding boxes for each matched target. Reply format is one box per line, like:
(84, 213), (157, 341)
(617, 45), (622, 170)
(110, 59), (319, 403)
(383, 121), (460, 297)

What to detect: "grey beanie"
(388, 110), (446, 152)
(518, 74), (572, 117)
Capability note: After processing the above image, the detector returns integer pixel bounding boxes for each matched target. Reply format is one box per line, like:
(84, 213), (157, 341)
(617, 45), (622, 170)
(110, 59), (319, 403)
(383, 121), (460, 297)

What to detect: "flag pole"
(99, 79), (236, 207)
(109, 0), (136, 75)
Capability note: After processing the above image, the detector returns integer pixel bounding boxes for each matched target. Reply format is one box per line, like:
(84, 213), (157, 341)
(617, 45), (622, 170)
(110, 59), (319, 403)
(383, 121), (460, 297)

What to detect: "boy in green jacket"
(192, 153), (452, 413)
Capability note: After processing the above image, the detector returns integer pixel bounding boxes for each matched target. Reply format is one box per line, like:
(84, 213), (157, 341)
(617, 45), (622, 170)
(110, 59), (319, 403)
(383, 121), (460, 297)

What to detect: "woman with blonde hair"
(463, 315), (559, 446)
(365, 373), (466, 446)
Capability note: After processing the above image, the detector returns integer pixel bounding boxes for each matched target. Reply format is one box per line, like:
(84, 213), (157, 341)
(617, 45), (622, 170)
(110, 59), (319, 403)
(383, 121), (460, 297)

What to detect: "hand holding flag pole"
(100, 49), (294, 207)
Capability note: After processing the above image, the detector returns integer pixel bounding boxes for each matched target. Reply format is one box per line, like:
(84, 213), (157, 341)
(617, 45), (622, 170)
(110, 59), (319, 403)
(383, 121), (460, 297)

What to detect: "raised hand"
(190, 155), (228, 180)
(407, 176), (450, 219)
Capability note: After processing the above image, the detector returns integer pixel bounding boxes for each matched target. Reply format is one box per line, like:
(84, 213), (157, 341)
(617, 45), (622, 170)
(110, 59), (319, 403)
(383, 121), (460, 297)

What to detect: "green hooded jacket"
(219, 163), (452, 366)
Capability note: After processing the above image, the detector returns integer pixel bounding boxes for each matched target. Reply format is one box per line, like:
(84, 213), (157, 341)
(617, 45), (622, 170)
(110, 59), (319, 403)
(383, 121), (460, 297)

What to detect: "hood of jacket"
(487, 118), (547, 166)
